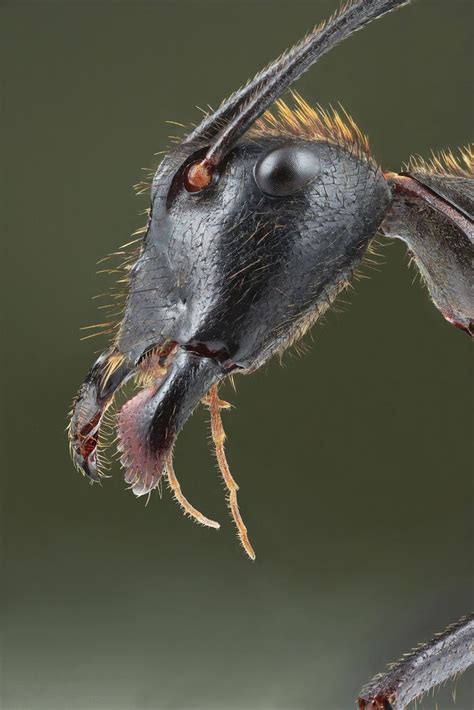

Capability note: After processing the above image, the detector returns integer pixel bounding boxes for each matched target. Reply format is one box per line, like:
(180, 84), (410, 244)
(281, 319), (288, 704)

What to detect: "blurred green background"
(1, 1), (472, 708)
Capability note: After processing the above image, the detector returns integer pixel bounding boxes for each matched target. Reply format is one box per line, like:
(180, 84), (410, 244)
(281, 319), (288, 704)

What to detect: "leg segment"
(358, 614), (474, 710)
(382, 147), (473, 336)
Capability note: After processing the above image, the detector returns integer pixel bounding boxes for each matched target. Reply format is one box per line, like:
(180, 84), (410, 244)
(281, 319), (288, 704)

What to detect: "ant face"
(118, 135), (390, 371)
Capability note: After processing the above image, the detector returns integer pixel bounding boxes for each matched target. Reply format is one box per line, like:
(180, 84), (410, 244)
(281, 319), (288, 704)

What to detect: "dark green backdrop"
(1, 1), (472, 708)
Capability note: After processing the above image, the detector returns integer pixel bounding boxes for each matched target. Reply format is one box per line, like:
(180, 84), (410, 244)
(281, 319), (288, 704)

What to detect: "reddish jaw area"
(69, 346), (223, 497)
(118, 349), (223, 497)
(117, 377), (170, 496)
(70, 346), (259, 559)
(70, 397), (104, 482)
(69, 348), (133, 481)
(68, 346), (168, 485)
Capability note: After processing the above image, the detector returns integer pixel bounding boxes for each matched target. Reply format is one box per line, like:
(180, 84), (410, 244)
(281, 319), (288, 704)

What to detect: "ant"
(68, 1), (473, 707)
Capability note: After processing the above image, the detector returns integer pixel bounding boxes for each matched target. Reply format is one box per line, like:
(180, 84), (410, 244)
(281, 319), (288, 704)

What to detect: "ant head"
(118, 97), (390, 371)
(69, 1), (406, 497)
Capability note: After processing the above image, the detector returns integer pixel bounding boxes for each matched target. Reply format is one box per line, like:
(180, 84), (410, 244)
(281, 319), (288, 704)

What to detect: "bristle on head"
(100, 352), (126, 390)
(405, 144), (473, 178)
(248, 92), (371, 160)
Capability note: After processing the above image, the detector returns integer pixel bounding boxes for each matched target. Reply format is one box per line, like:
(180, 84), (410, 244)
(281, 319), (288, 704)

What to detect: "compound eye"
(254, 143), (320, 197)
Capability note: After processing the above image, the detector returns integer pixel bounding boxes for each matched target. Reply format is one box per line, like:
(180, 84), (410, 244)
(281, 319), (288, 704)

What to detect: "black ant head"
(120, 99), (391, 373)
(69, 1), (406, 502)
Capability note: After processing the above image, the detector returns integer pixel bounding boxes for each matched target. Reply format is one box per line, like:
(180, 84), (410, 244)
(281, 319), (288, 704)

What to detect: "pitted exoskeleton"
(68, 1), (473, 706)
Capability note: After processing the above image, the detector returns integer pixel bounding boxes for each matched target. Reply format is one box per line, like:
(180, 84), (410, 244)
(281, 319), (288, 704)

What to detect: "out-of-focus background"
(1, 1), (472, 708)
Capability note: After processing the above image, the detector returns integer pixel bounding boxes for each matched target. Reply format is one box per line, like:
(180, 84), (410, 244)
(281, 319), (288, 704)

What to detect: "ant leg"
(382, 148), (473, 336)
(358, 614), (474, 709)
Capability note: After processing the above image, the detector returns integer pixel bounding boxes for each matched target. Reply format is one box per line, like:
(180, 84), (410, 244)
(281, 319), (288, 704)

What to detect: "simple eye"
(254, 143), (320, 197)
(184, 159), (214, 193)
